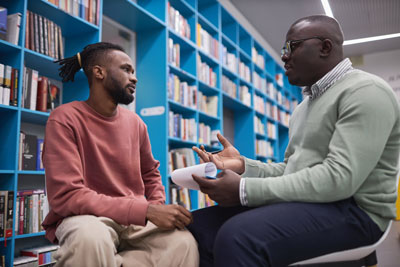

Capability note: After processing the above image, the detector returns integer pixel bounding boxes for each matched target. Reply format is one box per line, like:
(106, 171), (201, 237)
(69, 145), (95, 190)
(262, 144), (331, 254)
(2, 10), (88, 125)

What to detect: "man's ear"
(92, 65), (105, 80)
(320, 39), (333, 57)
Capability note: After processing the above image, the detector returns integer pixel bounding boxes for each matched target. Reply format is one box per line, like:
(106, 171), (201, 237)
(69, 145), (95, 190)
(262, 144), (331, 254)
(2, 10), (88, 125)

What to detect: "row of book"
(0, 191), (13, 238)
(15, 189), (49, 235)
(168, 111), (197, 143)
(197, 55), (217, 88)
(19, 133), (44, 171)
(0, 63), (18, 106)
(197, 92), (218, 117)
(239, 85), (251, 107)
(167, 73), (197, 109)
(254, 94), (266, 115)
(196, 23), (219, 59)
(222, 75), (237, 99)
(22, 67), (62, 112)
(222, 45), (238, 73)
(14, 244), (59, 267)
(0, 7), (22, 45)
(252, 47), (265, 70)
(253, 71), (266, 92)
(168, 38), (180, 68)
(254, 116), (278, 140)
(45, 0), (100, 25)
(198, 123), (219, 147)
(239, 61), (251, 83)
(254, 116), (266, 136)
(170, 184), (216, 210)
(25, 10), (64, 60)
(256, 139), (274, 158)
(167, 2), (191, 40)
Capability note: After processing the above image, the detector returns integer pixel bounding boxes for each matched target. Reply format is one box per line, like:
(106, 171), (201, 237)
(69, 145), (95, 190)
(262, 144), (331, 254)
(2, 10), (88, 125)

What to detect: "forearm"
(242, 158), (286, 178)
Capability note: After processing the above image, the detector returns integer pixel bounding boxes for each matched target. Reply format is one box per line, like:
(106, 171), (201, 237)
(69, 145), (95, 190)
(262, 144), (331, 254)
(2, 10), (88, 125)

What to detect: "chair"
(290, 172), (400, 267)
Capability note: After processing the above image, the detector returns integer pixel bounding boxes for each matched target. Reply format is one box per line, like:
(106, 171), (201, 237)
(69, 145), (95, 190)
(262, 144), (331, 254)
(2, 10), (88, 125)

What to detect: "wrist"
(237, 156), (245, 175)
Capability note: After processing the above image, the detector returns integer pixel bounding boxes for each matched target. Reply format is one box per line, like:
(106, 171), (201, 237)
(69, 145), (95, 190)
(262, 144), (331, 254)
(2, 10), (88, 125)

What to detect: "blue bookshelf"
(0, 0), (302, 264)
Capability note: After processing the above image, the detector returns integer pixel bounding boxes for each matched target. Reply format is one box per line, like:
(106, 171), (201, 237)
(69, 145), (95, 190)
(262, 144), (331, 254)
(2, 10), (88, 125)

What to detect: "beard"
(106, 75), (134, 105)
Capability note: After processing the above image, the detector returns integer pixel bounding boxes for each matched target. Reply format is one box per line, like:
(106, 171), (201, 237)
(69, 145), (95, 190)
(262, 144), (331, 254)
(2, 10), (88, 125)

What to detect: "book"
(5, 12), (21, 45)
(171, 162), (217, 190)
(22, 134), (38, 170)
(0, 6), (6, 38)
(5, 191), (13, 238)
(36, 139), (44, 171)
(36, 76), (48, 112)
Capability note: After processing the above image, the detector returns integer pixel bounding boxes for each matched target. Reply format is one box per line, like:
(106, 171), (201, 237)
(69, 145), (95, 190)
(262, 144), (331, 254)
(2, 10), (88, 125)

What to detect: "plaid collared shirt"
(302, 58), (354, 101)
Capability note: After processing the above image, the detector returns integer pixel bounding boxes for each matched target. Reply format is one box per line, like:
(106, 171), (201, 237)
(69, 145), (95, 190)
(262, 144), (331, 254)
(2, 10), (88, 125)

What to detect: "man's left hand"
(192, 169), (241, 207)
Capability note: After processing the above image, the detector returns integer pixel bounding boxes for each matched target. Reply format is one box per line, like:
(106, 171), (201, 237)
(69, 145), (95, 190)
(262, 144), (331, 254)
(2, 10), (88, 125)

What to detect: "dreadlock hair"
(54, 42), (125, 83)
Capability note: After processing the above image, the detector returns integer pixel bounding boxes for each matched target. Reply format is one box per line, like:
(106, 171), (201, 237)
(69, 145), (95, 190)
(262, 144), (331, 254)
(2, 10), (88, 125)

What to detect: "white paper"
(171, 162), (217, 190)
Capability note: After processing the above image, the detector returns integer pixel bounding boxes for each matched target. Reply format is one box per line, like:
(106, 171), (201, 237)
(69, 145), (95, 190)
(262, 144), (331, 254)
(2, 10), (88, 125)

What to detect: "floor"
(376, 220), (400, 267)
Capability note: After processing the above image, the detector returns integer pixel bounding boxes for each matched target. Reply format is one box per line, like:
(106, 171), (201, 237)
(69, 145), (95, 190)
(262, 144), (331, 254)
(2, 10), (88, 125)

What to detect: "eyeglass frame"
(281, 36), (325, 58)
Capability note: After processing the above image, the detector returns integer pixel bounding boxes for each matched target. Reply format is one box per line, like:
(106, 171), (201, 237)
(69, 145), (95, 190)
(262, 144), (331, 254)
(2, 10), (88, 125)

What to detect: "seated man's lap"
(189, 199), (383, 267)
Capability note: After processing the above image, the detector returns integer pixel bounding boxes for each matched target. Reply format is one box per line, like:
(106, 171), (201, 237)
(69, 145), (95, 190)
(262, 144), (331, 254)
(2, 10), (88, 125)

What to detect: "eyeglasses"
(281, 36), (325, 58)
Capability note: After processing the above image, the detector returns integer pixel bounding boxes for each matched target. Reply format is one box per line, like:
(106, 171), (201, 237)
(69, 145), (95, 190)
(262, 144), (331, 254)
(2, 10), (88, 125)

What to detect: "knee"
(214, 218), (245, 250)
(68, 218), (116, 254)
(171, 229), (198, 252)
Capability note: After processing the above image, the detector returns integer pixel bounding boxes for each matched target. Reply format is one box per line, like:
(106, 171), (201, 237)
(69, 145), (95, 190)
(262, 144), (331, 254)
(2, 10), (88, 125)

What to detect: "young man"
(188, 15), (400, 266)
(42, 42), (199, 267)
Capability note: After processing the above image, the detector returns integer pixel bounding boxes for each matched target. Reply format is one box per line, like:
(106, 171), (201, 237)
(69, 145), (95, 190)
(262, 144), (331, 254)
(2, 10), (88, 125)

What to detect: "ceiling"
(229, 0), (400, 58)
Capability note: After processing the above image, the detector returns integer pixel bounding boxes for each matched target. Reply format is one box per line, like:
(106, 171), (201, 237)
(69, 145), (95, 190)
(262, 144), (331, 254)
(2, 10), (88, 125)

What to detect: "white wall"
(353, 48), (400, 101)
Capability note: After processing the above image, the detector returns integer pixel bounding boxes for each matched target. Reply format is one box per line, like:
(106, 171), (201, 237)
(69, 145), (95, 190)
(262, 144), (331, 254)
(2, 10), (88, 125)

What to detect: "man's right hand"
(192, 133), (245, 174)
(146, 204), (193, 230)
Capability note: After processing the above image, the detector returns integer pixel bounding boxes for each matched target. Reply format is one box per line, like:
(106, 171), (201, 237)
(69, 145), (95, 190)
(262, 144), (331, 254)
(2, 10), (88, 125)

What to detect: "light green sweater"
(242, 70), (400, 231)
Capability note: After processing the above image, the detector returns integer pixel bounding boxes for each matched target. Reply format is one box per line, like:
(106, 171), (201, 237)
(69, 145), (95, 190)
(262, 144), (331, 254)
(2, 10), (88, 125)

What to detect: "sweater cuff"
(242, 157), (263, 177)
(127, 197), (149, 226)
(244, 178), (270, 207)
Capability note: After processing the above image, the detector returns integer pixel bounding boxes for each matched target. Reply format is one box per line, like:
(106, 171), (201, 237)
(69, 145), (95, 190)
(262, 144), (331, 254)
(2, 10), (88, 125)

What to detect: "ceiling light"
(321, 0), (334, 17)
(343, 33), (400, 45)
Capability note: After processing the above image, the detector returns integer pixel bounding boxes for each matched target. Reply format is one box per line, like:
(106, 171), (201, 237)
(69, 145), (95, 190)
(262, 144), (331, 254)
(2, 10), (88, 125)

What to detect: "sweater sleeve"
(139, 122), (166, 204)
(43, 120), (148, 226)
(244, 84), (398, 206)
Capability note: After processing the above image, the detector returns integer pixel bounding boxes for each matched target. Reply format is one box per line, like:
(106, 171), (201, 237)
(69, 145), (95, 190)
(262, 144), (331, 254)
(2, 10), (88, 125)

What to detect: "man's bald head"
(288, 15), (344, 46)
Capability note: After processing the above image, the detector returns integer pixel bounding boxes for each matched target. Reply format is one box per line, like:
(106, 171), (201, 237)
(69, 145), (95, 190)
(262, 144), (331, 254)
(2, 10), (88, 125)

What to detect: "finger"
(177, 205), (193, 222)
(192, 174), (214, 188)
(217, 133), (233, 148)
(209, 153), (224, 170)
(174, 219), (186, 230)
(192, 146), (210, 162)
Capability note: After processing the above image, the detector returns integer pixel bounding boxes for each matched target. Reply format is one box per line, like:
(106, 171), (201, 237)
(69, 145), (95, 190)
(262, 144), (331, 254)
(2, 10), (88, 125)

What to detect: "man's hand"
(192, 133), (245, 174)
(146, 204), (193, 230)
(192, 169), (241, 207)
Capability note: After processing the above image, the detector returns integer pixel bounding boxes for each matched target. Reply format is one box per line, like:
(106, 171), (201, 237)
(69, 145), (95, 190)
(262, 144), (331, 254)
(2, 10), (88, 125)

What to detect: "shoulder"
(118, 107), (147, 129)
(48, 101), (82, 123)
(339, 70), (400, 117)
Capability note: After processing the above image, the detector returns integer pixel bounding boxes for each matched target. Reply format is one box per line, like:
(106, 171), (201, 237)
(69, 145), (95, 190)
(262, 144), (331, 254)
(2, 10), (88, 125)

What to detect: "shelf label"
(140, 106), (165, 117)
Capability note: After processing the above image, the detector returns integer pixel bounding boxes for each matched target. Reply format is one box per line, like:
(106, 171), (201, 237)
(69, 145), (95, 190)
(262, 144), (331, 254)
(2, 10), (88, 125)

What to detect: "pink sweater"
(42, 101), (165, 243)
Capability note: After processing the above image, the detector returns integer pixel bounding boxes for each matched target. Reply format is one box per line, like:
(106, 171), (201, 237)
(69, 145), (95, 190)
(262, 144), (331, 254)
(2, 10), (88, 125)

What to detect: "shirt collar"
(303, 58), (354, 100)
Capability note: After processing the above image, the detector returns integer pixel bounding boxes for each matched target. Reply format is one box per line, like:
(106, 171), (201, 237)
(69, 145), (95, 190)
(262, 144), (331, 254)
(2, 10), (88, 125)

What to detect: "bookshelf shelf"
(0, 104), (18, 111)
(18, 171), (45, 175)
(28, 0), (99, 36)
(0, 0), (302, 264)
(21, 109), (50, 125)
(104, 0), (165, 32)
(0, 39), (21, 52)
(15, 232), (45, 239)
(168, 137), (198, 148)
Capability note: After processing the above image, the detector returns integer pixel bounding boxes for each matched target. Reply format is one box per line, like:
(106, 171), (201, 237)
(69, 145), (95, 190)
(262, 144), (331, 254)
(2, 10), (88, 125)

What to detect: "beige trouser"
(54, 215), (199, 267)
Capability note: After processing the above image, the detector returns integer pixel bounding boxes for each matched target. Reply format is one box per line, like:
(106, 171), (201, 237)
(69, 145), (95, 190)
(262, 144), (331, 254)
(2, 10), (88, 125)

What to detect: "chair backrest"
(291, 170), (400, 265)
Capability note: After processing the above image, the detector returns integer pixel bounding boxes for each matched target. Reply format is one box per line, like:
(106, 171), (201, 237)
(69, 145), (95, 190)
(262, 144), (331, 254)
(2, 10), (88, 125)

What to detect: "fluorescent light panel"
(343, 33), (400, 45)
(321, 0), (334, 17)
(321, 0), (400, 45)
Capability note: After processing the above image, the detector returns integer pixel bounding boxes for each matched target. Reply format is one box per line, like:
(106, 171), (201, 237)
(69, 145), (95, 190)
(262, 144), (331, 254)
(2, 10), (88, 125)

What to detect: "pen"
(211, 150), (222, 154)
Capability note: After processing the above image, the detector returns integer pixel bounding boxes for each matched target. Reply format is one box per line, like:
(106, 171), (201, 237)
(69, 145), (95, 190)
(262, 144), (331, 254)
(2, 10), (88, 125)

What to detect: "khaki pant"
(54, 215), (199, 267)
